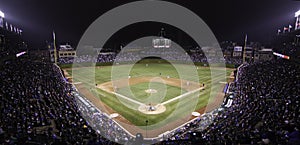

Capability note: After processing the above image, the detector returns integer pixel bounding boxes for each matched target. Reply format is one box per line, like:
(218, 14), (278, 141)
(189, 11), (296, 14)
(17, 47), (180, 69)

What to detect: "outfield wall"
(58, 59), (236, 69)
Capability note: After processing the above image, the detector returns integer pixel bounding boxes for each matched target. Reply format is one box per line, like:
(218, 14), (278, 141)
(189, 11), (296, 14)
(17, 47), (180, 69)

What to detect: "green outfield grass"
(66, 60), (233, 127)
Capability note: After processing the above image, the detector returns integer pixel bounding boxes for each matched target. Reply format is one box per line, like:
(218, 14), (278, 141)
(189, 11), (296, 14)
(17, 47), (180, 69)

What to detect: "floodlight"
(0, 10), (4, 18)
(295, 10), (300, 17)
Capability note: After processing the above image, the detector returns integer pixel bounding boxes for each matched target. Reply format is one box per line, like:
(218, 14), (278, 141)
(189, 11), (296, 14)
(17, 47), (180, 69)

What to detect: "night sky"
(0, 0), (300, 49)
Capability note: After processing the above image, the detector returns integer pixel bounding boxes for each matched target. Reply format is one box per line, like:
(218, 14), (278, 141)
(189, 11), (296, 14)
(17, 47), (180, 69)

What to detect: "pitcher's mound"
(138, 104), (166, 114)
(145, 89), (158, 94)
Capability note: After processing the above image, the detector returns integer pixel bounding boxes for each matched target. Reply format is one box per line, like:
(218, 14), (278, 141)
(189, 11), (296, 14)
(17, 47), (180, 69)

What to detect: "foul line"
(161, 87), (204, 105)
(111, 91), (144, 106)
(99, 85), (204, 107)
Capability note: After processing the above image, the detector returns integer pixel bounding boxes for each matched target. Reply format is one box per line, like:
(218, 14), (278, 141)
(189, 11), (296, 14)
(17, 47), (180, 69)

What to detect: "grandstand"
(2, 37), (300, 145)
(1, 5), (300, 145)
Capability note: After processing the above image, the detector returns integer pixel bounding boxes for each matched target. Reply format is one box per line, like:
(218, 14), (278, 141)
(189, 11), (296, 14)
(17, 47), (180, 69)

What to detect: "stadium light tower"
(0, 10), (4, 18)
(295, 10), (300, 30)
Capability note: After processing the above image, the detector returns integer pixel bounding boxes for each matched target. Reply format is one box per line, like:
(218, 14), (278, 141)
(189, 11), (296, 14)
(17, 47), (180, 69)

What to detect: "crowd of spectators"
(164, 59), (300, 144)
(59, 54), (116, 64)
(74, 92), (132, 144)
(58, 48), (243, 65)
(1, 48), (299, 144)
(0, 57), (126, 145)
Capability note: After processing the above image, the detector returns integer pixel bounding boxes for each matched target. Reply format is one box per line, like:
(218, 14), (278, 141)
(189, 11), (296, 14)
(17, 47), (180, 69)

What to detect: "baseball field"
(63, 59), (233, 136)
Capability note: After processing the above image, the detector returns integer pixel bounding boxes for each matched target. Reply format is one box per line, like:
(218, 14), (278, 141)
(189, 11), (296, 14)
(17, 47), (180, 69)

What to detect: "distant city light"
(295, 10), (300, 17)
(0, 10), (5, 18)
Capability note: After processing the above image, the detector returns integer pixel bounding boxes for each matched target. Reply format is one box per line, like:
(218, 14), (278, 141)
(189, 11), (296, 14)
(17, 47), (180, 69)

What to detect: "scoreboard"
(152, 38), (171, 48)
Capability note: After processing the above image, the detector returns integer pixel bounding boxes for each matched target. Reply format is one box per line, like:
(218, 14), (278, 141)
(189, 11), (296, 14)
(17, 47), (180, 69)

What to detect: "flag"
(288, 25), (292, 32)
(277, 29), (281, 35)
(283, 26), (288, 33)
